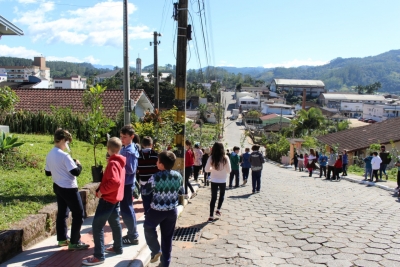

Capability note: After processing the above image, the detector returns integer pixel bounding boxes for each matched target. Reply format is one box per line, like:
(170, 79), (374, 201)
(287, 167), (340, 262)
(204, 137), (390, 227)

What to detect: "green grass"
(348, 164), (398, 182)
(0, 133), (104, 230)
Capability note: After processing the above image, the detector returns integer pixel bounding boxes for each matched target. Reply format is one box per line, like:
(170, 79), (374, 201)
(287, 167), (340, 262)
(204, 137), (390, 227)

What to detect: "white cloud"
(17, 0), (38, 3)
(14, 1), (153, 47)
(263, 59), (328, 68)
(0, 44), (100, 64)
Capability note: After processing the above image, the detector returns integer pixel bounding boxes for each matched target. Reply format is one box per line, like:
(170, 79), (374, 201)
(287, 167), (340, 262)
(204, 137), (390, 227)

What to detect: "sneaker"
(215, 210), (221, 216)
(190, 192), (197, 199)
(386, 174), (389, 180)
(242, 180), (247, 185)
(58, 239), (70, 247)
(150, 252), (162, 263)
(122, 235), (139, 245)
(82, 256), (104, 266)
(105, 247), (123, 254)
(68, 241), (89, 251)
(207, 217), (214, 222)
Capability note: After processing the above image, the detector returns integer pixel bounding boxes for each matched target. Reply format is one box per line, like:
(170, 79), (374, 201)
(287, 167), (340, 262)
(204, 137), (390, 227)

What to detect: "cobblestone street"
(149, 163), (400, 267)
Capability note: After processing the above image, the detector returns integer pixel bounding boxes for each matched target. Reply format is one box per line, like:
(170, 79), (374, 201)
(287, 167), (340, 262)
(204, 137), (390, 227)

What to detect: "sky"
(1, 0), (400, 70)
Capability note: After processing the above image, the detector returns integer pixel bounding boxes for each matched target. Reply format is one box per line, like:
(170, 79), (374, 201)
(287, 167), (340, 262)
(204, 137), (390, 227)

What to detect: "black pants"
(327, 165), (335, 180)
(335, 168), (342, 180)
(242, 168), (250, 181)
(342, 163), (348, 176)
(229, 169), (240, 187)
(184, 167), (194, 194)
(319, 166), (326, 177)
(193, 165), (202, 181)
(372, 169), (379, 181)
(397, 171), (400, 187)
(210, 182), (226, 217)
(53, 183), (84, 244)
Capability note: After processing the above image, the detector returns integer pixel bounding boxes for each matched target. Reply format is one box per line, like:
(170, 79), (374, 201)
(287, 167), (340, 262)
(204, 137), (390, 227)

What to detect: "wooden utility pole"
(173, 0), (188, 174)
(151, 31), (161, 110)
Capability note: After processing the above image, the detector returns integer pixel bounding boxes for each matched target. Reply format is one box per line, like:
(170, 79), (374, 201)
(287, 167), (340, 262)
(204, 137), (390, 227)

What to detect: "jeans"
(242, 168), (250, 181)
(229, 169), (240, 187)
(53, 183), (84, 244)
(193, 165), (202, 181)
(365, 168), (372, 180)
(184, 167), (194, 194)
(327, 165), (335, 180)
(380, 164), (388, 179)
(92, 199), (122, 260)
(342, 163), (348, 176)
(335, 168), (342, 180)
(141, 184), (153, 215)
(120, 184), (139, 240)
(319, 165), (327, 177)
(372, 169), (379, 181)
(252, 170), (262, 192)
(144, 208), (178, 267)
(210, 182), (226, 217)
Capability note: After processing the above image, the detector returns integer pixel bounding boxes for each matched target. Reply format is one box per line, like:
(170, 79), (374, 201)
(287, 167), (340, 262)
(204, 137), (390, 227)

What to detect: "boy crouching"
(143, 151), (184, 267)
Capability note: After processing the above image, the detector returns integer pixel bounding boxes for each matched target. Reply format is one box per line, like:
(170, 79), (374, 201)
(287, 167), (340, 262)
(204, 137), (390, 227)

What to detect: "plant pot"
(91, 165), (103, 183)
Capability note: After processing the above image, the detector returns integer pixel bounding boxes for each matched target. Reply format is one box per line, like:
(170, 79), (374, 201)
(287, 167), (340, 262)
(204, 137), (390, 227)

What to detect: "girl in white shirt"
(205, 142), (232, 222)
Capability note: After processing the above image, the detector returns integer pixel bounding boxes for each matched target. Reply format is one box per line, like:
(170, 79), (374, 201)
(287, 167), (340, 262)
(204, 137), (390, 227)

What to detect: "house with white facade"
(0, 57), (50, 84)
(141, 72), (174, 84)
(261, 103), (295, 116)
(318, 93), (386, 108)
(0, 68), (7, 82)
(270, 79), (325, 97)
(363, 103), (400, 122)
(340, 101), (363, 118)
(238, 95), (260, 110)
(53, 75), (87, 89)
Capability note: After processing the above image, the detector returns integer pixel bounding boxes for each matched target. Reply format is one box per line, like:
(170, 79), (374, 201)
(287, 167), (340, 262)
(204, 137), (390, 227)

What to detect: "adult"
(318, 152), (328, 178)
(327, 150), (336, 180)
(184, 140), (196, 198)
(205, 142), (231, 222)
(45, 129), (89, 250)
(342, 150), (348, 176)
(241, 148), (251, 185)
(193, 144), (203, 182)
(307, 149), (317, 177)
(379, 145), (391, 180)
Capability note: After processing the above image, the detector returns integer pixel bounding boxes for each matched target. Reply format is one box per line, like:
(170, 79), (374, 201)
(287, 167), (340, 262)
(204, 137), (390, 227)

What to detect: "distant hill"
(93, 64), (116, 70)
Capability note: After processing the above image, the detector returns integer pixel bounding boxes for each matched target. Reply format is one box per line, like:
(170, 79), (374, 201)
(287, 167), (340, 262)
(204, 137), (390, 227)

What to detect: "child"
(229, 146), (241, 188)
(119, 125), (140, 245)
(82, 137), (126, 266)
(363, 153), (373, 181)
(241, 148), (251, 185)
(137, 136), (159, 215)
(371, 152), (382, 182)
(249, 145), (265, 193)
(298, 154), (304, 172)
(202, 148), (211, 186)
(304, 153), (309, 172)
(143, 151), (184, 267)
(334, 154), (343, 181)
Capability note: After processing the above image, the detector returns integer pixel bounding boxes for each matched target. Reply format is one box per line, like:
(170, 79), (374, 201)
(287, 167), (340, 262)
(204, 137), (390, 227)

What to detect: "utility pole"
(151, 31), (161, 110)
(123, 0), (131, 125)
(173, 0), (188, 175)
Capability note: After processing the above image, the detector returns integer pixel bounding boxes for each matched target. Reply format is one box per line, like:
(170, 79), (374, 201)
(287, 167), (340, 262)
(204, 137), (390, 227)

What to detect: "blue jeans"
(120, 184), (139, 240)
(144, 208), (178, 267)
(229, 169), (240, 187)
(53, 183), (84, 244)
(380, 164), (388, 178)
(92, 199), (122, 260)
(365, 168), (372, 180)
(252, 170), (262, 192)
(242, 168), (250, 181)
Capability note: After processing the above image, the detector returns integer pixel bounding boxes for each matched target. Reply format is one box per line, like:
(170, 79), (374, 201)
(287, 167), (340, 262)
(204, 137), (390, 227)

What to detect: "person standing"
(205, 142), (231, 222)
(292, 152), (299, 171)
(298, 154), (304, 172)
(307, 149), (317, 177)
(318, 152), (328, 178)
(241, 148), (251, 185)
(379, 145), (391, 180)
(363, 153), (373, 181)
(143, 151), (184, 267)
(342, 150), (348, 176)
(304, 153), (309, 173)
(250, 145), (265, 193)
(202, 148), (210, 186)
(327, 150), (336, 180)
(229, 146), (241, 188)
(45, 129), (89, 250)
(119, 125), (140, 246)
(193, 144), (203, 182)
(184, 140), (196, 198)
(371, 152), (382, 182)
(82, 138), (126, 266)
(334, 154), (343, 181)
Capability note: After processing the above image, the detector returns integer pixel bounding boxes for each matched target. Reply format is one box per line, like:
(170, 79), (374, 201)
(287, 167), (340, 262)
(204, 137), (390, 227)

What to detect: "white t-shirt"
(371, 156), (382, 170)
(205, 155), (232, 183)
(45, 147), (78, 188)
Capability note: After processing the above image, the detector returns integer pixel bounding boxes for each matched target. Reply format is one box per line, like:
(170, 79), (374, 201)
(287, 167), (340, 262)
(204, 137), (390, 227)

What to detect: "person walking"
(229, 146), (241, 188)
(184, 140), (196, 198)
(342, 150), (348, 176)
(45, 129), (89, 250)
(334, 154), (343, 181)
(119, 125), (140, 246)
(205, 142), (231, 222)
(371, 152), (382, 182)
(379, 145), (391, 180)
(318, 152), (328, 178)
(241, 148), (251, 185)
(298, 154), (304, 172)
(82, 138), (126, 266)
(193, 144), (203, 182)
(292, 152), (299, 171)
(307, 149), (317, 177)
(363, 153), (373, 181)
(327, 150), (336, 180)
(304, 153), (309, 173)
(202, 148), (210, 186)
(250, 145), (265, 193)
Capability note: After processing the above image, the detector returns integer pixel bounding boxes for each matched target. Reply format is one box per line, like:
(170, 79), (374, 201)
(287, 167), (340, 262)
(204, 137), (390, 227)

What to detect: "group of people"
(45, 125), (182, 267)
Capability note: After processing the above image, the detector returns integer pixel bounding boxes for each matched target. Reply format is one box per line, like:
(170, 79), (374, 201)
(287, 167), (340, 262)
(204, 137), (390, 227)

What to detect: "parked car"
(358, 117), (363, 121)
(367, 119), (376, 123)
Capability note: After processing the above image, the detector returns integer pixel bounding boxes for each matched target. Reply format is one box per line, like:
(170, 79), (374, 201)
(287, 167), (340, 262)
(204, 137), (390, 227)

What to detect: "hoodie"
(120, 143), (139, 185)
(97, 154), (126, 204)
(250, 151), (265, 171)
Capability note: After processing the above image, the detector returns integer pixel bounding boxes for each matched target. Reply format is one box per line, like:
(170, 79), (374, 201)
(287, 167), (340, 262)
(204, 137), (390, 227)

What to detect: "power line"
(188, 11), (203, 73)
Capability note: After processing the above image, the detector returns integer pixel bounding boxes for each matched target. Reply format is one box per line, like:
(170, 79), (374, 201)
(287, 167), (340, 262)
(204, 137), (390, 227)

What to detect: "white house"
(363, 103), (400, 122)
(238, 95), (260, 110)
(141, 72), (174, 84)
(340, 101), (363, 118)
(261, 103), (295, 116)
(0, 57), (50, 84)
(270, 79), (325, 97)
(0, 68), (7, 82)
(319, 94), (386, 108)
(53, 75), (87, 89)
(235, 91), (256, 107)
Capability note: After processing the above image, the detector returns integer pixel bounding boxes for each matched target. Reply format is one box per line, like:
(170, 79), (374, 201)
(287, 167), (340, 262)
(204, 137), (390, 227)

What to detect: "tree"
(292, 107), (325, 136)
(198, 103), (208, 121)
(355, 82), (381, 94)
(0, 86), (19, 120)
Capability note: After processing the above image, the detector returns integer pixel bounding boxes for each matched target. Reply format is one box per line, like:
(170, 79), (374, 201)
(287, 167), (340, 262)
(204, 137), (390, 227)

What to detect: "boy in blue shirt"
(318, 153), (328, 178)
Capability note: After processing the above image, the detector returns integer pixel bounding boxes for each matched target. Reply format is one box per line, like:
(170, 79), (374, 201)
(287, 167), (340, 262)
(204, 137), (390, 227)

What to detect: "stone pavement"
(148, 162), (400, 267)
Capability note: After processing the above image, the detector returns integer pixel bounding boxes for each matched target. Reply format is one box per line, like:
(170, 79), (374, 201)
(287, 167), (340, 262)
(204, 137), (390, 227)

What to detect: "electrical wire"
(188, 11), (203, 74)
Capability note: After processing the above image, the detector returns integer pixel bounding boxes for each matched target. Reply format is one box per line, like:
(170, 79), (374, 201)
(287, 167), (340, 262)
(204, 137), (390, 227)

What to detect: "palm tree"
(293, 107), (325, 136)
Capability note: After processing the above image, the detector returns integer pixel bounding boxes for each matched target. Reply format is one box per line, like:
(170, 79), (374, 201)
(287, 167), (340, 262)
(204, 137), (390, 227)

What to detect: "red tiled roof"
(259, 114), (278, 121)
(316, 117), (400, 152)
(13, 88), (151, 119)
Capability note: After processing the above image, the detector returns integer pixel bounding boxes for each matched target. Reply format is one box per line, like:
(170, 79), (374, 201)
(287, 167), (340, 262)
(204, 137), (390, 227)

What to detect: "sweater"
(97, 154), (126, 204)
(205, 155), (232, 183)
(185, 149), (194, 167)
(149, 170), (184, 211)
(249, 151), (265, 171)
(319, 155), (328, 167)
(371, 156), (382, 170)
(342, 154), (348, 164)
(334, 159), (343, 169)
(230, 153), (240, 171)
(120, 143), (139, 185)
(137, 149), (159, 184)
(364, 156), (373, 169)
(241, 152), (251, 168)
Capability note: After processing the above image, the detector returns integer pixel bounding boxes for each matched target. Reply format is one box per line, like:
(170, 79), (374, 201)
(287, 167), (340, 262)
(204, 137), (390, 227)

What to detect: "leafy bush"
(0, 131), (24, 153)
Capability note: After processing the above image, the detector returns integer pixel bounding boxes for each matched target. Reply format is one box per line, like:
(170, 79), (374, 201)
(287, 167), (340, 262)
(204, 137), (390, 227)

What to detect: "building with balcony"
(0, 57), (50, 84)
(340, 102), (363, 118)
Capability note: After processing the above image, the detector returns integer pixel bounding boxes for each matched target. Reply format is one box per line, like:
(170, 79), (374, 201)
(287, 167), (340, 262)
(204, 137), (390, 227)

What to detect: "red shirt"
(334, 158), (343, 169)
(97, 154), (126, 204)
(185, 149), (194, 167)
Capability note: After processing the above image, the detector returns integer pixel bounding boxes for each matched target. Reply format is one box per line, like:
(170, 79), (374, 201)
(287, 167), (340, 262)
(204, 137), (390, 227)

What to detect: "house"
(0, 57), (50, 84)
(1, 79), (49, 89)
(259, 114), (291, 127)
(12, 89), (153, 119)
(318, 94), (386, 108)
(316, 117), (400, 165)
(261, 103), (295, 116)
(0, 15), (24, 36)
(269, 79), (325, 97)
(93, 70), (120, 85)
(339, 101), (363, 118)
(264, 122), (291, 134)
(238, 95), (260, 110)
(141, 72), (174, 84)
(53, 75), (87, 89)
(362, 103), (400, 122)
(0, 68), (7, 82)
